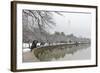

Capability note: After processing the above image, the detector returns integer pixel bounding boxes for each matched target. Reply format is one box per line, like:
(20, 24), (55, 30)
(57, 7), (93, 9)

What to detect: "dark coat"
(30, 40), (38, 51)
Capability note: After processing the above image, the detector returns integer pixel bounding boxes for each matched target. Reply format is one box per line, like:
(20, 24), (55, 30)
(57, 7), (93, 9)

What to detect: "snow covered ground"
(22, 43), (32, 52)
(22, 42), (67, 52)
(23, 43), (32, 48)
(23, 48), (31, 52)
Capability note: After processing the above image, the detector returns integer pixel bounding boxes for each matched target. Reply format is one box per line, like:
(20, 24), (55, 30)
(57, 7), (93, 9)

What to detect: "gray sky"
(49, 12), (91, 38)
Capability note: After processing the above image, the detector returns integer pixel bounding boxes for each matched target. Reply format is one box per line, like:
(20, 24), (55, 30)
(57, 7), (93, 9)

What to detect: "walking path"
(23, 49), (39, 62)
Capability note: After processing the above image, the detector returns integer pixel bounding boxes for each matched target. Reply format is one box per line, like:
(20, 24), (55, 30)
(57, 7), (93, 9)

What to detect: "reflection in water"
(33, 44), (90, 61)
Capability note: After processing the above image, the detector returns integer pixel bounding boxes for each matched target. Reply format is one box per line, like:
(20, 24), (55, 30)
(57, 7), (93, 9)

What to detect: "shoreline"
(22, 49), (39, 62)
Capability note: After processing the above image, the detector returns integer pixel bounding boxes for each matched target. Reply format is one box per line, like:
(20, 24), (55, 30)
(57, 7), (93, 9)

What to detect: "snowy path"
(22, 49), (39, 62)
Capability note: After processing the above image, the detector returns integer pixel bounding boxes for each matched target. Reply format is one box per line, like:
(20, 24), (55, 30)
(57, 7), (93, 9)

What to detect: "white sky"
(49, 12), (91, 38)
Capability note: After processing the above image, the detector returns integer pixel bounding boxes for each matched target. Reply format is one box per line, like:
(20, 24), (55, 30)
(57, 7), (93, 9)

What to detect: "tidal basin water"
(23, 44), (91, 62)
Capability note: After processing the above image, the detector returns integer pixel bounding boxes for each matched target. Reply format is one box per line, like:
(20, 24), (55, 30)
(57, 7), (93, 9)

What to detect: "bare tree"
(22, 10), (63, 42)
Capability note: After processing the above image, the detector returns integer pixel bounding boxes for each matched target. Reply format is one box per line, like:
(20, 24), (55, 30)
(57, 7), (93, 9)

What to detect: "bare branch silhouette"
(23, 10), (63, 42)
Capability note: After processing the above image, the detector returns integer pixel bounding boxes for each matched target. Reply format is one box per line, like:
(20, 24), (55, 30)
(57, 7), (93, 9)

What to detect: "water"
(33, 44), (91, 62)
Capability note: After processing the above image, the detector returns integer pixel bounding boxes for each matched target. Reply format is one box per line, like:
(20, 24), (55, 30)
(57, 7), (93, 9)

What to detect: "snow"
(22, 42), (67, 52)
(36, 43), (41, 47)
(44, 43), (49, 46)
(23, 43), (32, 48)
(22, 48), (31, 52)
(23, 43), (32, 52)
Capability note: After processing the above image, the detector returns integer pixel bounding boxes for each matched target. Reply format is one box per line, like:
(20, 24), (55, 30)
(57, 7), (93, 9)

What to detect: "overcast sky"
(49, 11), (91, 38)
